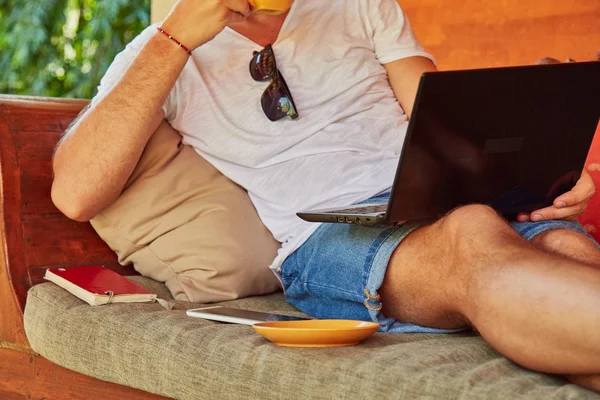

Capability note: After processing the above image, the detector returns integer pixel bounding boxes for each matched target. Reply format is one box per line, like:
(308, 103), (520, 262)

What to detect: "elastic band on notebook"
(157, 298), (173, 310)
(105, 290), (115, 304)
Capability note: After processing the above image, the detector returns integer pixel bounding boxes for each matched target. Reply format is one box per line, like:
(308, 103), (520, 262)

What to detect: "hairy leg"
(531, 229), (600, 389)
(379, 205), (600, 376)
(531, 228), (600, 266)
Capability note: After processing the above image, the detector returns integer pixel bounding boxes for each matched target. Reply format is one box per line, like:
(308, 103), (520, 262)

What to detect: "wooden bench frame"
(1, 92), (597, 398)
(0, 94), (168, 399)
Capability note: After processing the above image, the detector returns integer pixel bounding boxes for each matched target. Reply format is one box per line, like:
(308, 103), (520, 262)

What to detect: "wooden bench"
(0, 94), (168, 400)
(2, 93), (598, 399)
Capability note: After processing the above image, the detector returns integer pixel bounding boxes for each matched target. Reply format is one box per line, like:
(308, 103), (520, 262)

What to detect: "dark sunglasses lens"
(261, 79), (298, 121)
(250, 48), (276, 81)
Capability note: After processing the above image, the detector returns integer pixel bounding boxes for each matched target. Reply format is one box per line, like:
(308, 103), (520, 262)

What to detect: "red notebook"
(44, 266), (157, 306)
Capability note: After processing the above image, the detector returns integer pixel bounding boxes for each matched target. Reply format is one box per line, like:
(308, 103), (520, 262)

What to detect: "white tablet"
(186, 306), (309, 325)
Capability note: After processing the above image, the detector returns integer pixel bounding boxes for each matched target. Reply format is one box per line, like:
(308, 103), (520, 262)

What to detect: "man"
(51, 0), (600, 391)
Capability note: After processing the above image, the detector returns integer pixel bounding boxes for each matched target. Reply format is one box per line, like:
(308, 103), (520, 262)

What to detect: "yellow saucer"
(252, 319), (380, 348)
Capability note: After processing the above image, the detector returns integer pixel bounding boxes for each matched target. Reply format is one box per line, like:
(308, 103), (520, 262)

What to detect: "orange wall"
(151, 1), (600, 71)
(401, 0), (600, 70)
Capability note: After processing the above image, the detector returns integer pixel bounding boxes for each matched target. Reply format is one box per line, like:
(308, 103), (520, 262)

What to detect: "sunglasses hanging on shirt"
(249, 44), (299, 121)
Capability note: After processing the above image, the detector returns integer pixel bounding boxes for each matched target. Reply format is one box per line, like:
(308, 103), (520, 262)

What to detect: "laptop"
(297, 61), (600, 227)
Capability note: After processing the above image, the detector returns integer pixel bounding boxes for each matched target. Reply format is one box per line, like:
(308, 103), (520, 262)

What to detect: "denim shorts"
(281, 194), (598, 333)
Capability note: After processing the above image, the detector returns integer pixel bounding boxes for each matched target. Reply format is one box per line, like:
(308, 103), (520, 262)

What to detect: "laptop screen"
(387, 61), (600, 223)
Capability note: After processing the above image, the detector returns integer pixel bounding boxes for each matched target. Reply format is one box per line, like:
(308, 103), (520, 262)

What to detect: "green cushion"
(24, 278), (598, 399)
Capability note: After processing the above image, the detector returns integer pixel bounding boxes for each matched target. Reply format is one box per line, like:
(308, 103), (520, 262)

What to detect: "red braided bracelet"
(156, 27), (192, 56)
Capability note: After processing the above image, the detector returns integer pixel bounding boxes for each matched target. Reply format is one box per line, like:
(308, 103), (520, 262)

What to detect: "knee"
(430, 205), (512, 272)
(440, 204), (506, 238)
(447, 204), (499, 221)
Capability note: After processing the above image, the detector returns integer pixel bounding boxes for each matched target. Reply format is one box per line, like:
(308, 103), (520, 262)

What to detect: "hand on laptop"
(517, 169), (595, 222)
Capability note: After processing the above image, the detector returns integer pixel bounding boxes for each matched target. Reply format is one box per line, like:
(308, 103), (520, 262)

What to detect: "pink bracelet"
(156, 27), (192, 56)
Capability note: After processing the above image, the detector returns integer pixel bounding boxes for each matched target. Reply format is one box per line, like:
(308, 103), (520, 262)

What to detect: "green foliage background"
(0, 0), (150, 99)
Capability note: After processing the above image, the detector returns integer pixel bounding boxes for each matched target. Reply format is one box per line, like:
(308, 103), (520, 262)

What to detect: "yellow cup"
(248, 0), (293, 15)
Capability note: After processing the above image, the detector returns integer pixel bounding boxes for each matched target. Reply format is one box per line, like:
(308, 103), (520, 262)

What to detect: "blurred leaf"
(0, 0), (150, 98)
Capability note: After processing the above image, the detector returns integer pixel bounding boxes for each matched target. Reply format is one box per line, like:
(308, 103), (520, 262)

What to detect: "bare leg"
(531, 228), (600, 267)
(531, 229), (600, 390)
(566, 374), (600, 392)
(379, 205), (600, 377)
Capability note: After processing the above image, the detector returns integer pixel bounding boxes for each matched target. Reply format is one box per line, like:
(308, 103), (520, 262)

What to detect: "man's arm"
(52, 0), (251, 222)
(52, 35), (185, 222)
(383, 56), (436, 117)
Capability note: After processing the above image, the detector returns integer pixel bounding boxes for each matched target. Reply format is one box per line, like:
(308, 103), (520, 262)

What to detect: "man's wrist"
(156, 26), (192, 56)
(158, 19), (203, 53)
(149, 30), (193, 63)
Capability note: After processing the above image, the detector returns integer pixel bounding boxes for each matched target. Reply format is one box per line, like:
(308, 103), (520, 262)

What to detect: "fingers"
(226, 10), (248, 23)
(519, 170), (596, 222)
(526, 200), (589, 222)
(223, 0), (251, 18)
(516, 213), (530, 222)
(161, 0), (251, 50)
(554, 170), (596, 208)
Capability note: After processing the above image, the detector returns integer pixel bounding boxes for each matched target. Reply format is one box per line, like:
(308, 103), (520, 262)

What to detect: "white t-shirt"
(95, 0), (433, 275)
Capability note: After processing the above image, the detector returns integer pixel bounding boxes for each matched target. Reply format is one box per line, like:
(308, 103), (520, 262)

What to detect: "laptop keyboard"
(325, 204), (388, 215)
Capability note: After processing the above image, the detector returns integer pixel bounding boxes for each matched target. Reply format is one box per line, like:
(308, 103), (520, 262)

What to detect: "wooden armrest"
(0, 95), (131, 349)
